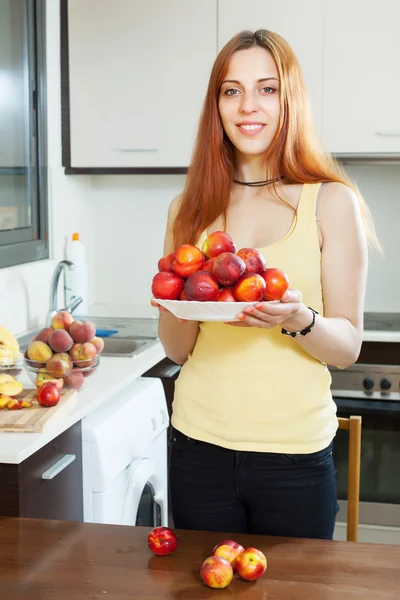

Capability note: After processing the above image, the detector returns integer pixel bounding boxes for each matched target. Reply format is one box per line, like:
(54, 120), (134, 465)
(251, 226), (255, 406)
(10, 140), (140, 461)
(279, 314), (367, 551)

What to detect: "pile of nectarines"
(152, 231), (289, 303)
(25, 311), (103, 391)
(147, 526), (267, 590)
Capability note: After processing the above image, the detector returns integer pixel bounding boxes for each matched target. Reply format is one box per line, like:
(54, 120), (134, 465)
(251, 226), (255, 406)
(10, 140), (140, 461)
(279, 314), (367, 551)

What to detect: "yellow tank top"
(171, 183), (337, 453)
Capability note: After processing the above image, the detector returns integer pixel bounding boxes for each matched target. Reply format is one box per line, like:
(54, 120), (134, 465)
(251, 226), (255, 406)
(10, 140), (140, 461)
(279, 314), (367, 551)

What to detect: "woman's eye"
(262, 87), (275, 94)
(225, 88), (240, 96)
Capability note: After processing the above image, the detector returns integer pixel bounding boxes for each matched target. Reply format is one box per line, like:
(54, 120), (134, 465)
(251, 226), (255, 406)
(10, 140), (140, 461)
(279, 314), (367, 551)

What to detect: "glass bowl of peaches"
(23, 312), (103, 391)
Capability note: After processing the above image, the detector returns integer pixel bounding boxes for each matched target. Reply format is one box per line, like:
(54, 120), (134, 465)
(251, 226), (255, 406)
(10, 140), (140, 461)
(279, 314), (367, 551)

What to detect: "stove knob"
(380, 377), (392, 391)
(363, 377), (374, 391)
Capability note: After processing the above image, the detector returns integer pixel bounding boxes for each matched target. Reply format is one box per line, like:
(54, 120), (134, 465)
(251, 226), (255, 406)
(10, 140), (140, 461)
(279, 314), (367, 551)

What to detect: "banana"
(0, 325), (21, 366)
(0, 325), (20, 353)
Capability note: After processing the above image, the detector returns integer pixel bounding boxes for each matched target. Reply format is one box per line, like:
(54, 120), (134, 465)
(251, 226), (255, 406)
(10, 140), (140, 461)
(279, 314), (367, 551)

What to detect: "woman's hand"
(225, 288), (305, 329)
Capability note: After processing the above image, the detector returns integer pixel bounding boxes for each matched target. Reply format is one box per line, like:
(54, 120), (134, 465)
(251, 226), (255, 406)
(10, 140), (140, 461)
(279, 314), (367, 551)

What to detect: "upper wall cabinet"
(322, 0), (400, 154)
(63, 0), (217, 170)
(217, 0), (324, 136)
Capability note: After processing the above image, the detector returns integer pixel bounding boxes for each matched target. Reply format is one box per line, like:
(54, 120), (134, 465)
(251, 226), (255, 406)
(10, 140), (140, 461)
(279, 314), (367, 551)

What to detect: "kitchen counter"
(0, 340), (165, 464)
(1, 518), (400, 599)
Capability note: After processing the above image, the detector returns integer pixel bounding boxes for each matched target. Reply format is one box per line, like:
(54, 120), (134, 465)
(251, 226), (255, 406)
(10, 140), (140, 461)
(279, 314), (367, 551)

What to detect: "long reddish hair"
(173, 29), (378, 249)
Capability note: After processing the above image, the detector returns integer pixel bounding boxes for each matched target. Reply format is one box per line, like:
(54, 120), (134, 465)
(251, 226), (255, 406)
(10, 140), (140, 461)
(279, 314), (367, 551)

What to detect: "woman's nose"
(239, 91), (259, 113)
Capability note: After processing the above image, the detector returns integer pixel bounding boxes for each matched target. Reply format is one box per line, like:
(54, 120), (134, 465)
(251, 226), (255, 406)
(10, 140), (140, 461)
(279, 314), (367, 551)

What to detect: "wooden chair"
(337, 415), (362, 542)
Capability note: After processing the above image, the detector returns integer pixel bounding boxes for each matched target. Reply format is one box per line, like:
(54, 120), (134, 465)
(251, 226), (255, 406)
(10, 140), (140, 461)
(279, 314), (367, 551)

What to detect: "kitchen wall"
(1, 1), (399, 337)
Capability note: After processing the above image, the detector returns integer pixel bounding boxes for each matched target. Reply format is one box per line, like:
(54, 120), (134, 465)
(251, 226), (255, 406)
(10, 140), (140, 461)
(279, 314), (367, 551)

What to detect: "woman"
(153, 30), (377, 539)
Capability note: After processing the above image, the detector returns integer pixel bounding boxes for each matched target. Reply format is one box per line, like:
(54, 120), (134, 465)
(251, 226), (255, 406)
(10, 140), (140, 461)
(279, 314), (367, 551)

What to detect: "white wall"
(1, 1), (400, 339)
(345, 164), (400, 312)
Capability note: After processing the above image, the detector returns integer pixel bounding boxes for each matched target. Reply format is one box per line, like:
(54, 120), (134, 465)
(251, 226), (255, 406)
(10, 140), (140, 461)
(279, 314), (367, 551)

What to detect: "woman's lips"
(236, 123), (266, 136)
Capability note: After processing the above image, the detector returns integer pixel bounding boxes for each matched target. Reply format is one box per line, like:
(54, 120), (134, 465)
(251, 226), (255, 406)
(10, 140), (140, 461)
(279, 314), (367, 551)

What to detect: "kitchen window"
(0, 0), (48, 269)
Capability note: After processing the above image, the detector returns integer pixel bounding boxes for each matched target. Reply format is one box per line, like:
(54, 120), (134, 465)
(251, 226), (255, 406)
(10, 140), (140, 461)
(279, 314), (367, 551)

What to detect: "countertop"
(0, 340), (165, 464)
(1, 518), (400, 599)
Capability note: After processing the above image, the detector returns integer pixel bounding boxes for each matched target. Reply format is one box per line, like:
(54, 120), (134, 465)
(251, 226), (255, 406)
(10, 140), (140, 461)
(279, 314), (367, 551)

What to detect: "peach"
(0, 395), (11, 409)
(180, 289), (188, 300)
(51, 311), (74, 331)
(217, 288), (237, 302)
(184, 271), (219, 302)
(151, 271), (185, 300)
(46, 353), (73, 378)
(48, 329), (73, 353)
(236, 248), (267, 274)
(158, 252), (175, 272)
(202, 231), (236, 259)
(64, 369), (85, 390)
(174, 244), (204, 266)
(20, 400), (33, 409)
(36, 371), (64, 392)
(70, 342), (97, 367)
(69, 320), (96, 344)
(7, 399), (22, 410)
(234, 273), (266, 302)
(36, 327), (54, 344)
(0, 374), (15, 385)
(172, 259), (204, 278)
(90, 336), (104, 354)
(0, 380), (24, 397)
(27, 341), (53, 363)
(261, 268), (290, 301)
(213, 252), (246, 286)
(200, 556), (233, 589)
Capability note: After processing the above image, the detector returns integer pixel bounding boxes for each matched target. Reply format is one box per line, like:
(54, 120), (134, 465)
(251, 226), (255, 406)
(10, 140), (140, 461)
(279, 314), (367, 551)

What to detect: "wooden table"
(1, 518), (399, 599)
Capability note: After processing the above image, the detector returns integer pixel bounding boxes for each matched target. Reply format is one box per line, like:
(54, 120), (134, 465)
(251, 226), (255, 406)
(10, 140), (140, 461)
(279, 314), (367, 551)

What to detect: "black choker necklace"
(233, 175), (284, 187)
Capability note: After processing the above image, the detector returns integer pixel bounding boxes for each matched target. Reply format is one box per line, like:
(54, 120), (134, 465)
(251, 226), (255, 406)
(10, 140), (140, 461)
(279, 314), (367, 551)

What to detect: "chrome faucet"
(46, 260), (83, 326)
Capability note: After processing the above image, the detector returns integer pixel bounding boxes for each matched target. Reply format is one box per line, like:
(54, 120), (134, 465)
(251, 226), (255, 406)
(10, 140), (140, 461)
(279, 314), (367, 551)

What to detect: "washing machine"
(82, 377), (169, 527)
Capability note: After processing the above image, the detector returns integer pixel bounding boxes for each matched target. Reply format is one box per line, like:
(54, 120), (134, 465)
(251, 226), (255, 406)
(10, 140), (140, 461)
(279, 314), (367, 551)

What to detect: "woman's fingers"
(279, 288), (302, 303)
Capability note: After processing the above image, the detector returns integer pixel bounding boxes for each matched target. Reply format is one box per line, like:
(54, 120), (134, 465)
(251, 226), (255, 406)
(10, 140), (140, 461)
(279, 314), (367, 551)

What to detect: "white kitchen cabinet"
(217, 0), (324, 136)
(322, 0), (400, 154)
(66, 0), (217, 168)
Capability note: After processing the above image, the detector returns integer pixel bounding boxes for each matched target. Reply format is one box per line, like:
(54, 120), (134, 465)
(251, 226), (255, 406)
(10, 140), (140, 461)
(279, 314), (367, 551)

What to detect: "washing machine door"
(93, 458), (165, 527)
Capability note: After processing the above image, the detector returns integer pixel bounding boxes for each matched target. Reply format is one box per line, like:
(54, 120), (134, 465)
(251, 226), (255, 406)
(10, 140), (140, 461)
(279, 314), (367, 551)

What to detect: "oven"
(329, 313), (400, 541)
(331, 363), (400, 528)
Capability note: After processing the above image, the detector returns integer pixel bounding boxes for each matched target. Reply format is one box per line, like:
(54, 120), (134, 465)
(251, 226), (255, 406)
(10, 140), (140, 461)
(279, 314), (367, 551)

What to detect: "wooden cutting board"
(0, 388), (78, 433)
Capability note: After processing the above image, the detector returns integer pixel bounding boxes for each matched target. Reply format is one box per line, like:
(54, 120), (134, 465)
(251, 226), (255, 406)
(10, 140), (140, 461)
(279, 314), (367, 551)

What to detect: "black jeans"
(169, 426), (339, 539)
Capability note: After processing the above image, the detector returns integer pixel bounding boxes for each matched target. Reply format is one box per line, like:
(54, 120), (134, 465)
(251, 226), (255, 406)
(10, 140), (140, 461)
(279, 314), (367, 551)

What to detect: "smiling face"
(218, 46), (281, 159)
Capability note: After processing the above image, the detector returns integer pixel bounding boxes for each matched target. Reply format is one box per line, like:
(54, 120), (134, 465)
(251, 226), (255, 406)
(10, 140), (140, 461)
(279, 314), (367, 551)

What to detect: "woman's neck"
(234, 154), (268, 183)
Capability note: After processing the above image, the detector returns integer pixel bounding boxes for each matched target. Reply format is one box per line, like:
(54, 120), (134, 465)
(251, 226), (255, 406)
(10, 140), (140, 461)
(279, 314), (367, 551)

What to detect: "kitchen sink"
(101, 337), (157, 357)
(17, 317), (159, 359)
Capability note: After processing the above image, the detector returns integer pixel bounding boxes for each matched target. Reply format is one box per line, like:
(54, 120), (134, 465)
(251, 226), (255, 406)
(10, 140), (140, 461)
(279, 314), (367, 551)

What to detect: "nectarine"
(236, 248), (267, 274)
(184, 271), (219, 302)
(152, 272), (185, 300)
(213, 252), (246, 286)
(234, 273), (266, 302)
(261, 268), (290, 301)
(202, 231), (236, 259)
(158, 252), (175, 272)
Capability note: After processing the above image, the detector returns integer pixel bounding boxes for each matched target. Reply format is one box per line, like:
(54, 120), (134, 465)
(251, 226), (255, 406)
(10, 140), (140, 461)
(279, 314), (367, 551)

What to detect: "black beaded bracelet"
(281, 307), (319, 338)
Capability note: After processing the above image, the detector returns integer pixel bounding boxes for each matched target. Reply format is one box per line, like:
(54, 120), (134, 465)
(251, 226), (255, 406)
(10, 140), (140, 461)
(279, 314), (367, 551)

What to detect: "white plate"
(155, 299), (274, 322)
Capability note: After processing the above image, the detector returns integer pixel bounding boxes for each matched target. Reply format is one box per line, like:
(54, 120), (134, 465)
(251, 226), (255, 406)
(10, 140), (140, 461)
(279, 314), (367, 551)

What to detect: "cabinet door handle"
(375, 131), (400, 137)
(41, 454), (76, 480)
(119, 148), (159, 152)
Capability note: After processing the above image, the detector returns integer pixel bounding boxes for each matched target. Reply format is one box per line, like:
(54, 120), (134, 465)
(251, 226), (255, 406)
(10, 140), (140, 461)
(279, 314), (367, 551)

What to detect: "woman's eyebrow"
(221, 77), (280, 85)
